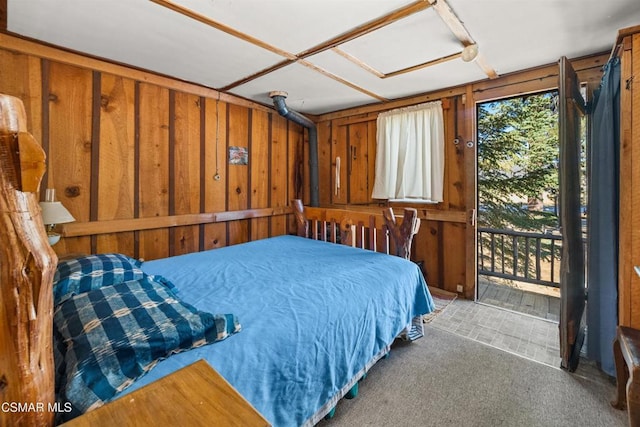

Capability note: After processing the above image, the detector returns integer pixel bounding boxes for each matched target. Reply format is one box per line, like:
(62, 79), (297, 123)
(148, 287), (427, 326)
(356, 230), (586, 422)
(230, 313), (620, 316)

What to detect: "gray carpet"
(319, 325), (626, 427)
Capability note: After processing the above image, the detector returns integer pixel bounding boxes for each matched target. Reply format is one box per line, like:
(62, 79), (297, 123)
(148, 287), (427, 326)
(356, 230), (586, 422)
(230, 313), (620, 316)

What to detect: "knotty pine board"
(171, 91), (201, 256)
(287, 120), (303, 232)
(347, 121), (369, 204)
(96, 73), (136, 254)
(48, 61), (92, 255)
(270, 114), (288, 236)
(250, 109), (270, 241)
(226, 103), (249, 246)
(331, 123), (348, 204)
(0, 49), (42, 143)
(203, 97), (228, 250)
(317, 120), (332, 206)
(137, 82), (169, 261)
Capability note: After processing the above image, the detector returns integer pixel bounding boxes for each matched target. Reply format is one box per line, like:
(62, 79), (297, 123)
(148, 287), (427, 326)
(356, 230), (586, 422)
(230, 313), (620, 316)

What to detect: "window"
(371, 101), (445, 203)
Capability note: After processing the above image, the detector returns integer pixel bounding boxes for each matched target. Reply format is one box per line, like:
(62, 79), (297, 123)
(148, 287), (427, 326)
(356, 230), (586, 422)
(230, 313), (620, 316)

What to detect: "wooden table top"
(62, 359), (270, 427)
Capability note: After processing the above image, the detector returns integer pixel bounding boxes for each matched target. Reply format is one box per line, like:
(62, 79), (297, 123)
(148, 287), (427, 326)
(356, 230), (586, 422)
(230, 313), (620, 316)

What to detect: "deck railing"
(478, 227), (562, 288)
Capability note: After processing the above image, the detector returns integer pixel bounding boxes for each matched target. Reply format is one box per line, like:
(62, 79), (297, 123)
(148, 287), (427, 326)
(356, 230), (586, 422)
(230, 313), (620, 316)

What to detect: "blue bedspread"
(122, 235), (433, 426)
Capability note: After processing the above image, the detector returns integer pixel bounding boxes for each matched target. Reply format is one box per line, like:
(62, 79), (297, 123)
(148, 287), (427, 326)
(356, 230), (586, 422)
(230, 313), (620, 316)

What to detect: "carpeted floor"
(318, 325), (626, 427)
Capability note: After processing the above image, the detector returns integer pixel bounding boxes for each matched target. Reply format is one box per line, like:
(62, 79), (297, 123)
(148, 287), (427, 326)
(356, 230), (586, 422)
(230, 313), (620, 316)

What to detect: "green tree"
(477, 91), (559, 231)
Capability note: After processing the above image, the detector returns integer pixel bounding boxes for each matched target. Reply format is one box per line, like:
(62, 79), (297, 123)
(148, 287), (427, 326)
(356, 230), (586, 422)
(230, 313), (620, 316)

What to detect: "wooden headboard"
(291, 199), (420, 260)
(0, 94), (57, 427)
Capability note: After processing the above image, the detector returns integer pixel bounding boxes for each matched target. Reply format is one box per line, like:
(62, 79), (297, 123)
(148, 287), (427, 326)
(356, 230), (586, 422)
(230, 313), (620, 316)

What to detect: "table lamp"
(39, 188), (75, 246)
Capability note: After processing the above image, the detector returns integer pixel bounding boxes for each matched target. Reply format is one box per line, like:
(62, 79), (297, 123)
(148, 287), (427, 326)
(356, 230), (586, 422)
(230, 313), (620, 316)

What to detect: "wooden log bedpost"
(0, 94), (57, 427)
(382, 207), (420, 260)
(292, 199), (309, 238)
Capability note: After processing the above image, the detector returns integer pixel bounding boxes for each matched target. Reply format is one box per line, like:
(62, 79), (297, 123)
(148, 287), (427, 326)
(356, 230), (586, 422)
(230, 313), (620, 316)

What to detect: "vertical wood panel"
(270, 114), (288, 235)
(442, 222), (466, 293)
(96, 73), (136, 254)
(302, 127), (309, 206)
(367, 120), (376, 204)
(226, 103), (249, 245)
(203, 98), (227, 250)
(138, 83), (169, 260)
(250, 110), (269, 240)
(317, 120), (332, 205)
(173, 91), (201, 255)
(0, 0), (6, 32)
(618, 39), (632, 324)
(48, 61), (92, 255)
(332, 124), (348, 204)
(288, 123), (302, 232)
(0, 49), (42, 142)
(445, 97), (464, 209)
(90, 72), (101, 254)
(462, 87), (476, 298)
(415, 221), (441, 287)
(348, 122), (369, 203)
(288, 124), (301, 204)
(632, 33), (640, 328)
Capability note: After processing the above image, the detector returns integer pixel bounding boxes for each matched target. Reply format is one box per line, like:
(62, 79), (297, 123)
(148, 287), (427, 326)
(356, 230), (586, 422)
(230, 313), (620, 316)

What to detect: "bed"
(132, 234), (432, 425)
(50, 235), (433, 426)
(0, 93), (434, 427)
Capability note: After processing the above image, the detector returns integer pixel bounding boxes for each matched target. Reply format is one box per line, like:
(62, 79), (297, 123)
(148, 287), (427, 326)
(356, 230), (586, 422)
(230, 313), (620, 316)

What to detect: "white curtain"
(371, 101), (445, 202)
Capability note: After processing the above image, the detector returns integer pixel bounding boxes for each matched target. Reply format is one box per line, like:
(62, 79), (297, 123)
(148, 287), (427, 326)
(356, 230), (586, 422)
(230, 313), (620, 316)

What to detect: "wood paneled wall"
(618, 27), (640, 327)
(315, 96), (470, 295)
(0, 35), (303, 261)
(314, 53), (607, 296)
(0, 32), (608, 298)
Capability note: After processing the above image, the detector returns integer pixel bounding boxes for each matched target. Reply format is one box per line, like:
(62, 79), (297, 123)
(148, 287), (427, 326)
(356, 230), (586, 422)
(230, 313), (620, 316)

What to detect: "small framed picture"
(229, 146), (248, 165)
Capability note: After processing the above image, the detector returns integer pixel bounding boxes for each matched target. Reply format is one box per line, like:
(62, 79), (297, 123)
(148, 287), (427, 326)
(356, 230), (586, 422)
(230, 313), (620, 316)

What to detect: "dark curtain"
(586, 57), (620, 376)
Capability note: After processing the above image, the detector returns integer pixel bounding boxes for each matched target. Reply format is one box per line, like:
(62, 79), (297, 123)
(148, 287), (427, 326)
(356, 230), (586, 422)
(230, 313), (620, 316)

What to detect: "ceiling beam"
(428, 0), (473, 46)
(216, 0), (433, 90)
(152, 0), (495, 99)
(474, 53), (498, 79)
(220, 59), (291, 92)
(333, 46), (465, 80)
(428, 0), (498, 79)
(295, 0), (433, 59)
(383, 51), (463, 78)
(150, 0), (296, 60)
(297, 59), (388, 102)
(331, 47), (386, 78)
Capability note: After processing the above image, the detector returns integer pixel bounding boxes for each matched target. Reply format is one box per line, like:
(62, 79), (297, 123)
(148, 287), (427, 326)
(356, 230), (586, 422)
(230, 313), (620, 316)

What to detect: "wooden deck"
(477, 276), (560, 322)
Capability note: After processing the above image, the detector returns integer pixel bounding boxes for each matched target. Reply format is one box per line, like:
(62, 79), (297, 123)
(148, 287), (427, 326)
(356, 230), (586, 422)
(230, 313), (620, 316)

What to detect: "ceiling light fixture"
(461, 44), (479, 62)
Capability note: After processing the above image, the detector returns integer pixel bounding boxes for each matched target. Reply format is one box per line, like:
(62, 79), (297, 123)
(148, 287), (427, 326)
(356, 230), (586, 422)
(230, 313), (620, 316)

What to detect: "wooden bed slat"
(291, 199), (419, 258)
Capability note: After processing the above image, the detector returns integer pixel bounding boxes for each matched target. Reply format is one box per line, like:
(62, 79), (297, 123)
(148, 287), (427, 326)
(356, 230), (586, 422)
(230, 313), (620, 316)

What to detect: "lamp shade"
(39, 201), (75, 226)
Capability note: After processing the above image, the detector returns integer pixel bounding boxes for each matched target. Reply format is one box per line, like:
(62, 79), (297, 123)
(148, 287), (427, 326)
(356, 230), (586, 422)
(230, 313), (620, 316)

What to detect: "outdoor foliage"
(477, 91), (560, 231)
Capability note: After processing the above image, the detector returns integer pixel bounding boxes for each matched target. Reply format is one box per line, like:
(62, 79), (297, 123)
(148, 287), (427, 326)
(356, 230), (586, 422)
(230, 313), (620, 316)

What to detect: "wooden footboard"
(291, 199), (420, 260)
(0, 94), (57, 427)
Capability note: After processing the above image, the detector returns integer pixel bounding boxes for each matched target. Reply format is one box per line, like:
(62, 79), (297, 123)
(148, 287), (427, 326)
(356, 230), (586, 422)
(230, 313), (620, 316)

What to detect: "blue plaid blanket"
(53, 253), (145, 305)
(53, 275), (240, 421)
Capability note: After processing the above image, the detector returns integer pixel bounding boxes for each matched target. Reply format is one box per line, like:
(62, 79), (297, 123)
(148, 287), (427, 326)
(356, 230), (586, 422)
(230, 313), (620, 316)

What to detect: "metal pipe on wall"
(269, 91), (319, 207)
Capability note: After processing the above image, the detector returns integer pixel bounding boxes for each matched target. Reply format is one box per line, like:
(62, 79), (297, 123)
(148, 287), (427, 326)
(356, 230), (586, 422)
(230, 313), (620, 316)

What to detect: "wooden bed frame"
(1, 94), (58, 427)
(0, 94), (420, 427)
(292, 199), (420, 260)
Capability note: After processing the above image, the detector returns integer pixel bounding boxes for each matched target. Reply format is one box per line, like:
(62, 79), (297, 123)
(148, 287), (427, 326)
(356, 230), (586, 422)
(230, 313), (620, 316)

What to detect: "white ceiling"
(7, 0), (640, 115)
